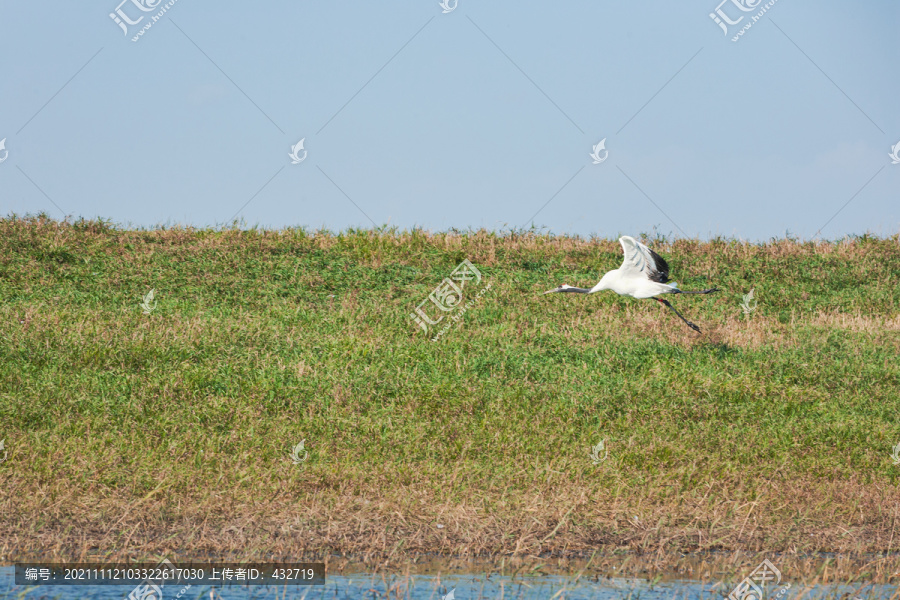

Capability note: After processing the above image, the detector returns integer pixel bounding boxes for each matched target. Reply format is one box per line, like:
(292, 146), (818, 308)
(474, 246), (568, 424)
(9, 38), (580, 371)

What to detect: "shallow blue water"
(2, 566), (897, 599)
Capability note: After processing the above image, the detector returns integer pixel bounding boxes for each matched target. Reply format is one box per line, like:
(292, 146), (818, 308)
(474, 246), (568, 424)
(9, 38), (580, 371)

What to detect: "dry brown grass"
(3, 469), (899, 572)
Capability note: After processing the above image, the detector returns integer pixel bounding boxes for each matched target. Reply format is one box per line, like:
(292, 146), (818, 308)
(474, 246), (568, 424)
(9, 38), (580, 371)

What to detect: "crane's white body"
(588, 270), (675, 299)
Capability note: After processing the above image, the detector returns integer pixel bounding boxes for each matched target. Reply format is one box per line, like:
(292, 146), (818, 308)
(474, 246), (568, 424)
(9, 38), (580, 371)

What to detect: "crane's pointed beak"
(543, 285), (567, 294)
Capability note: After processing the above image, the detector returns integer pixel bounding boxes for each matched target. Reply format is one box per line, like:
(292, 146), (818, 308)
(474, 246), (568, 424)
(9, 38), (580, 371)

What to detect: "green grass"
(0, 215), (899, 560)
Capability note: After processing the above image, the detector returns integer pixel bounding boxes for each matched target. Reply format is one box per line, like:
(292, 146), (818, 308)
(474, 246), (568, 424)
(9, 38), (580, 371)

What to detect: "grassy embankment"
(0, 215), (898, 564)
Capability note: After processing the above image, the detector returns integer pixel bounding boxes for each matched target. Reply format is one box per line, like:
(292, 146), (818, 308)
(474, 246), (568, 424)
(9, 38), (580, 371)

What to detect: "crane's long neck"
(545, 285), (593, 294)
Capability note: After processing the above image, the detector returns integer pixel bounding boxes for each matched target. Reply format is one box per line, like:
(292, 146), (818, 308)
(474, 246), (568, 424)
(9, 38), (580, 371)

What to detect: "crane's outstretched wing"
(618, 236), (670, 283)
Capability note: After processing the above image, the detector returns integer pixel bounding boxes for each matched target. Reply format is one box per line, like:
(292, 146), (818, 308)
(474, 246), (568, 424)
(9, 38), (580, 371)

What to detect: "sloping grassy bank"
(0, 215), (898, 561)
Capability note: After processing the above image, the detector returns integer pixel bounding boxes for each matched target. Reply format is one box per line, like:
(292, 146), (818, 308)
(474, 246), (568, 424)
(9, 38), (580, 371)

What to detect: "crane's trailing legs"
(671, 287), (720, 295)
(656, 286), (721, 332)
(655, 298), (702, 332)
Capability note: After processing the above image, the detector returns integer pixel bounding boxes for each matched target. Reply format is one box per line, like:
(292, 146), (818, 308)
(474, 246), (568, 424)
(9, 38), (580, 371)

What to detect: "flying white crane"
(544, 236), (719, 332)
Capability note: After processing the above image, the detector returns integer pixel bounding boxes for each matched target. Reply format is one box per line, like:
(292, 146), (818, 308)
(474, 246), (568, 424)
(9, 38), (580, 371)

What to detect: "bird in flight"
(544, 236), (719, 332)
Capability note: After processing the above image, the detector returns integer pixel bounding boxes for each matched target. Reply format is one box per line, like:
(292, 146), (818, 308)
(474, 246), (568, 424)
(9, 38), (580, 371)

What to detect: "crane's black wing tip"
(647, 248), (670, 283)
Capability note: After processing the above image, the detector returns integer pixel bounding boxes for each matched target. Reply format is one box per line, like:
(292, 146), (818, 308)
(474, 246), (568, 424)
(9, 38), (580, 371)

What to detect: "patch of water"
(1, 567), (897, 599)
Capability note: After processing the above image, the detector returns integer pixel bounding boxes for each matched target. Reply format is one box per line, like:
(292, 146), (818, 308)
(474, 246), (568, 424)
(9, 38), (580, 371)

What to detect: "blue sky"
(0, 1), (897, 239)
